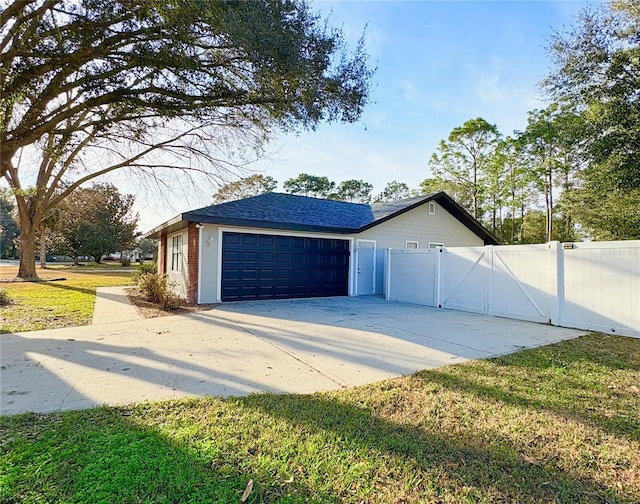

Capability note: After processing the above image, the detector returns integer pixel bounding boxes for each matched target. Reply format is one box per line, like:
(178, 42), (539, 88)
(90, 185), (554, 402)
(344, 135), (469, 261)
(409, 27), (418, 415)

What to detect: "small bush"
(0, 289), (12, 306)
(131, 262), (157, 283)
(135, 272), (181, 310)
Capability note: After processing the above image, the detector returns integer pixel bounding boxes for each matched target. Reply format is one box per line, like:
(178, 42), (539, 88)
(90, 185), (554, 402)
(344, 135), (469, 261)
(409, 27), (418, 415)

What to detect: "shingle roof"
(184, 192), (375, 233)
(145, 191), (499, 245)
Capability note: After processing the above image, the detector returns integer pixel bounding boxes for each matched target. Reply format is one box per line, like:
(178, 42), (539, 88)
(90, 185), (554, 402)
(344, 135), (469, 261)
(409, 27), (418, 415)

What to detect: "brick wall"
(158, 232), (167, 275)
(186, 223), (200, 304)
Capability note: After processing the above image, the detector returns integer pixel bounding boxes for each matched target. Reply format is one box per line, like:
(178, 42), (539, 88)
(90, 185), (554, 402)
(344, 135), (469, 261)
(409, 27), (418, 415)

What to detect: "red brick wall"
(186, 223), (200, 304)
(158, 232), (167, 275)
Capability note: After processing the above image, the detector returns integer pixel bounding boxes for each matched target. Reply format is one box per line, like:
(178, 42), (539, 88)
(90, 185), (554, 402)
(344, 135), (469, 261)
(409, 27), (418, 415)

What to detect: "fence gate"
(384, 241), (640, 339)
(440, 247), (488, 314)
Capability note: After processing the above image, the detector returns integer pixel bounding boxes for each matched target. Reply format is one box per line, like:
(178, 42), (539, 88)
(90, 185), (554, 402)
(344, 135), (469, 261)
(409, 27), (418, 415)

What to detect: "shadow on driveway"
(1, 296), (585, 415)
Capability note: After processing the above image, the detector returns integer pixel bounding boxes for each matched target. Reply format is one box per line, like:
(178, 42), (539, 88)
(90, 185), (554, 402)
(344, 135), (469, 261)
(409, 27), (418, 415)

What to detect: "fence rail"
(385, 241), (640, 339)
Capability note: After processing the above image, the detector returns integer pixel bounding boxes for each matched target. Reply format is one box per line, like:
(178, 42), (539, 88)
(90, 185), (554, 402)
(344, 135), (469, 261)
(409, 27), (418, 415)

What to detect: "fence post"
(486, 245), (494, 316)
(549, 241), (563, 326)
(385, 248), (392, 301)
(436, 247), (443, 308)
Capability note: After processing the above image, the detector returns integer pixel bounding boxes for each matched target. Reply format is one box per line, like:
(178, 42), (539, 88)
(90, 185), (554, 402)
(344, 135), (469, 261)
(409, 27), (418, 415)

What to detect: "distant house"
(144, 192), (498, 304)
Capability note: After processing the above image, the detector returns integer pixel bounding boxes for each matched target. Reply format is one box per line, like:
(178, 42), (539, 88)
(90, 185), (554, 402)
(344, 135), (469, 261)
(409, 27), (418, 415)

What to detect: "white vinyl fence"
(385, 241), (640, 338)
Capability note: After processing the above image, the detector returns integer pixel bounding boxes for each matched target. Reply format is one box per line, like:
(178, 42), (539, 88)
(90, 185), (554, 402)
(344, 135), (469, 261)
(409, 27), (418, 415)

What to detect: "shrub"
(135, 272), (181, 310)
(131, 262), (157, 283)
(0, 289), (12, 306)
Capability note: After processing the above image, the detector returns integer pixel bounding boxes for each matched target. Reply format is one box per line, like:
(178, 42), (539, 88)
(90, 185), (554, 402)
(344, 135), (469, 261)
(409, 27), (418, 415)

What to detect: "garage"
(221, 231), (350, 301)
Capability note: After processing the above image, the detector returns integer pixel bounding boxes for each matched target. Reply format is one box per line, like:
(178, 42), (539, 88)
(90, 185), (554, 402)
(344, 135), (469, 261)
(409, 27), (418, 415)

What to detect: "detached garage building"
(144, 192), (498, 304)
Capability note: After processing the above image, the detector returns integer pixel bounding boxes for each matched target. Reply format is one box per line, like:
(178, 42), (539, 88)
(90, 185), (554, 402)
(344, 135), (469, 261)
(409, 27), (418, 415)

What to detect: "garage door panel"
(276, 269), (290, 280)
(242, 235), (258, 246)
(259, 269), (274, 280)
(260, 236), (275, 246)
(221, 232), (349, 301)
(260, 252), (275, 263)
(223, 251), (240, 263)
(242, 269), (257, 280)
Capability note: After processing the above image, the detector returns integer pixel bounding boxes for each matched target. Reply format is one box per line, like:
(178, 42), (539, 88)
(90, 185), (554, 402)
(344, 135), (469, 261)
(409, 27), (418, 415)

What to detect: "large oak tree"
(0, 0), (372, 278)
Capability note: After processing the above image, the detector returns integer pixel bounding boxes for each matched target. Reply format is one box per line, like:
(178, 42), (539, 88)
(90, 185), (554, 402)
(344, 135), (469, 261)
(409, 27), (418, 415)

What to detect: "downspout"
(197, 224), (203, 304)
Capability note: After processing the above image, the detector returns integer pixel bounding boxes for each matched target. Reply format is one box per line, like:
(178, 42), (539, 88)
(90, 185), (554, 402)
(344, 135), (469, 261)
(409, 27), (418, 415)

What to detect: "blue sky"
(137, 0), (594, 230)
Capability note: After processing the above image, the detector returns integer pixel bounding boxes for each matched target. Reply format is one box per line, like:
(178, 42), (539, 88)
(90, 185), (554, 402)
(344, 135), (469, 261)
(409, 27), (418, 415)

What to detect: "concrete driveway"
(0, 297), (585, 415)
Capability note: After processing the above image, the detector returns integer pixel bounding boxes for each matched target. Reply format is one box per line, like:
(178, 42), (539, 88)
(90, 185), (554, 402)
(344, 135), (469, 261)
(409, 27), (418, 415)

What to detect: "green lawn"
(0, 265), (133, 333)
(1, 333), (638, 503)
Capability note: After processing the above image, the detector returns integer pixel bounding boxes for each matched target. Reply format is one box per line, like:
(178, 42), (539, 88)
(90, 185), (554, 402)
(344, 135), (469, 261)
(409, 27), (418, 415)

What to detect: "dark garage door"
(221, 232), (350, 301)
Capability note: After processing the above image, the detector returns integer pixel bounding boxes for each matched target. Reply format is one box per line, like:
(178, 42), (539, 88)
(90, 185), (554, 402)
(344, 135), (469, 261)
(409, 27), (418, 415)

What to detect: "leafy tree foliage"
(283, 174), (335, 198)
(213, 175), (278, 203)
(419, 177), (472, 208)
(518, 107), (563, 242)
(332, 179), (373, 203)
(0, 189), (19, 258)
(53, 184), (138, 263)
(544, 0), (640, 239)
(373, 181), (412, 203)
(0, 0), (373, 278)
(428, 118), (501, 219)
(136, 237), (157, 265)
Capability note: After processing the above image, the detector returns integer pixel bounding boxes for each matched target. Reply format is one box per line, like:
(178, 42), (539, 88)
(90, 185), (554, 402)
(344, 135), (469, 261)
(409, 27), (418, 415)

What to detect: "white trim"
(217, 226), (352, 241)
(197, 225), (203, 304)
(405, 240), (419, 249)
(355, 239), (376, 295)
(216, 226), (355, 302)
(216, 227), (223, 303)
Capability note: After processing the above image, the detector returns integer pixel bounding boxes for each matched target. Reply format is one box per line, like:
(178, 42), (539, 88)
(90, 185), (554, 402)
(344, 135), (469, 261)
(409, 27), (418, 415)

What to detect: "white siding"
(356, 201), (484, 250)
(166, 229), (188, 299)
(199, 224), (219, 303)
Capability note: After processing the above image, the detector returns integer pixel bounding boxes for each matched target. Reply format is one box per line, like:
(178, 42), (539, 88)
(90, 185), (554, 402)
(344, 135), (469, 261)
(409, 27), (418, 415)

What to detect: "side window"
(406, 241), (419, 249)
(428, 242), (444, 249)
(428, 201), (436, 215)
(171, 235), (182, 271)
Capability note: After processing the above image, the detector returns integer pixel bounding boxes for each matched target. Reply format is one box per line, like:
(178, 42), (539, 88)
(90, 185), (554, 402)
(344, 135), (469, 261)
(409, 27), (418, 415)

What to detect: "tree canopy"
(373, 181), (412, 203)
(332, 179), (373, 203)
(543, 0), (640, 239)
(51, 183), (138, 263)
(283, 173), (335, 198)
(0, 0), (373, 277)
(428, 118), (501, 219)
(213, 175), (278, 203)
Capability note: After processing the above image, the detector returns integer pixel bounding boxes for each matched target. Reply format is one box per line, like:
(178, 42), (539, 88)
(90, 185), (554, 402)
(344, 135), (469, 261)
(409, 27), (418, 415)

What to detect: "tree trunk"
(39, 226), (47, 269)
(511, 190), (516, 245)
(18, 228), (38, 278)
(547, 167), (554, 242)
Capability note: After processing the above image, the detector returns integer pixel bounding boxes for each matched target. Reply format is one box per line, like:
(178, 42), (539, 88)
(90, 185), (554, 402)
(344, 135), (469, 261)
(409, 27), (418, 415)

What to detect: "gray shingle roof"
(145, 191), (499, 244)
(184, 192), (376, 233)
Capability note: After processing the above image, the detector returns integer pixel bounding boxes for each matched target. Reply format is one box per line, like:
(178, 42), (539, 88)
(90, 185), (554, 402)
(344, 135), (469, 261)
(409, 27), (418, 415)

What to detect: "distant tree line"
(213, 174), (411, 205)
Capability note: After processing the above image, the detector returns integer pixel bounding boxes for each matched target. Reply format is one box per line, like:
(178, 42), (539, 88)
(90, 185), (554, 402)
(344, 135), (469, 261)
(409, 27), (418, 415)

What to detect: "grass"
(1, 333), (638, 503)
(0, 265), (133, 333)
